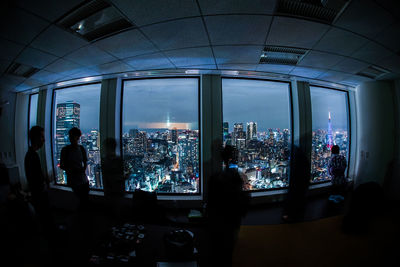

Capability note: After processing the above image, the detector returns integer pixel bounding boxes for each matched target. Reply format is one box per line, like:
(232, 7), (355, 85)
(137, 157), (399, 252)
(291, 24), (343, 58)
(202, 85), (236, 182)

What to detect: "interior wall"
(0, 90), (17, 165)
(355, 81), (396, 189)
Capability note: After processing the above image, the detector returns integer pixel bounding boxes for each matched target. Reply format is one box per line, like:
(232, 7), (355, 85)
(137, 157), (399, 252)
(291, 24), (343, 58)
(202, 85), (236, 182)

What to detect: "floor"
(3, 191), (357, 266)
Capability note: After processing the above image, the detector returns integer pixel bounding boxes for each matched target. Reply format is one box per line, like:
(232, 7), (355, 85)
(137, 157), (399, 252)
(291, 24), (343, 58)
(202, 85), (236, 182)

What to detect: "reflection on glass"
(29, 94), (38, 131)
(53, 84), (102, 189)
(122, 78), (200, 194)
(310, 87), (349, 183)
(222, 78), (291, 190)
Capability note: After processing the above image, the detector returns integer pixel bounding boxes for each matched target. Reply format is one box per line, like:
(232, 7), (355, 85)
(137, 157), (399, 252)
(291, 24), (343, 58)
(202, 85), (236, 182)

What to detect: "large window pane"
(311, 87), (349, 183)
(122, 78), (200, 194)
(28, 93), (38, 132)
(222, 78), (291, 190)
(53, 84), (102, 189)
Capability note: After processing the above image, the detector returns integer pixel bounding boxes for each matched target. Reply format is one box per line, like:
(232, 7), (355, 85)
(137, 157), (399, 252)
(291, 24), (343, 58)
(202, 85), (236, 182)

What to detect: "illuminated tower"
(55, 101), (80, 183)
(327, 112), (333, 149)
(246, 122), (257, 141)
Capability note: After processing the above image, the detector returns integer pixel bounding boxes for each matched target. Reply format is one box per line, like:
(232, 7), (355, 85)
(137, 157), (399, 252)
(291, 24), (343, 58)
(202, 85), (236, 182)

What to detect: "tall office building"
(246, 122), (257, 141)
(326, 112), (333, 149)
(55, 101), (80, 183)
(223, 122), (229, 140)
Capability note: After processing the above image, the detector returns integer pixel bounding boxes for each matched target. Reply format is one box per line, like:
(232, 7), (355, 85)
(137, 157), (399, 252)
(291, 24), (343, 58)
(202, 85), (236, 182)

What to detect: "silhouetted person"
(25, 126), (54, 236)
(206, 145), (250, 267)
(60, 127), (89, 212)
(282, 145), (310, 223)
(101, 138), (125, 222)
(328, 145), (347, 200)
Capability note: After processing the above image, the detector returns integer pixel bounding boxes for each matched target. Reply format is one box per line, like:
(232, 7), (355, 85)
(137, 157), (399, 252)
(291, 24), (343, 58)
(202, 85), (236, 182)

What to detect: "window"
(28, 93), (38, 134)
(310, 86), (349, 183)
(52, 84), (102, 189)
(222, 78), (292, 190)
(122, 78), (200, 194)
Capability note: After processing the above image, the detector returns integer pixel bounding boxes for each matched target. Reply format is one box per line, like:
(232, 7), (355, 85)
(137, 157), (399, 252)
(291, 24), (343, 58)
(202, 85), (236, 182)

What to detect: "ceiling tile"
(298, 51), (345, 69)
(15, 0), (84, 22)
(91, 60), (134, 74)
(0, 74), (26, 91)
(330, 58), (369, 74)
(31, 25), (88, 57)
(218, 64), (258, 71)
(373, 22), (400, 53)
(0, 7), (49, 45)
(317, 70), (352, 83)
(123, 53), (175, 70)
(16, 47), (58, 69)
(44, 58), (83, 76)
(0, 59), (11, 74)
(314, 28), (368, 56)
(351, 41), (393, 64)
(141, 18), (209, 51)
(266, 16), (329, 49)
(94, 29), (158, 59)
(110, 0), (200, 27)
(377, 72), (400, 81)
(198, 0), (276, 15)
(256, 64), (295, 74)
(164, 47), (214, 67)
(15, 78), (44, 91)
(65, 68), (101, 80)
(378, 55), (400, 74)
(64, 45), (117, 67)
(30, 70), (64, 83)
(178, 64), (217, 70)
(205, 15), (271, 45)
(375, 0), (400, 19)
(213, 45), (263, 64)
(340, 74), (373, 85)
(334, 0), (395, 39)
(0, 38), (25, 61)
(290, 67), (326, 79)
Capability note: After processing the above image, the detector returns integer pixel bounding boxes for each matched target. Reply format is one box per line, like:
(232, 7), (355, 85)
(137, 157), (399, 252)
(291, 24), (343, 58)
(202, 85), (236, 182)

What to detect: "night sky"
(51, 79), (349, 135)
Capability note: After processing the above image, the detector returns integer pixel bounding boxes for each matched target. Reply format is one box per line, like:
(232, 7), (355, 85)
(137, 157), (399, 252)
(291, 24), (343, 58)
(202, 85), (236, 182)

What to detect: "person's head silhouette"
(29, 126), (44, 150)
(68, 127), (81, 146)
(331, 145), (340, 155)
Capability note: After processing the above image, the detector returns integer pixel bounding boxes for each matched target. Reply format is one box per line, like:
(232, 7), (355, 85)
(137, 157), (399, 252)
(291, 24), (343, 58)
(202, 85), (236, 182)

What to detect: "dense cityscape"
(54, 101), (102, 189)
(122, 128), (200, 193)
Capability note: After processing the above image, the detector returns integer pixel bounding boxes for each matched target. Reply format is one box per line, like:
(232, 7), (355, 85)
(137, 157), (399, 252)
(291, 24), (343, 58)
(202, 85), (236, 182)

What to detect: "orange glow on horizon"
(138, 122), (192, 130)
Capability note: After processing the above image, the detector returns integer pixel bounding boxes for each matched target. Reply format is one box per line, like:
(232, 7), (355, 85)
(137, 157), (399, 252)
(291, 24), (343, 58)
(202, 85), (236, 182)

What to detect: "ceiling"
(0, 0), (400, 92)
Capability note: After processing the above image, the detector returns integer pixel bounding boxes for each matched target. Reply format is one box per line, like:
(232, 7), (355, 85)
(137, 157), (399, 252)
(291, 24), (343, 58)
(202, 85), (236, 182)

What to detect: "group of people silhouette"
(4, 124), (378, 266)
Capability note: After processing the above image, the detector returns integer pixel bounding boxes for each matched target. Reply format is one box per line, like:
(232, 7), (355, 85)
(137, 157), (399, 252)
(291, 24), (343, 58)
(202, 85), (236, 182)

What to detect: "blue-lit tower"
(326, 112), (333, 149)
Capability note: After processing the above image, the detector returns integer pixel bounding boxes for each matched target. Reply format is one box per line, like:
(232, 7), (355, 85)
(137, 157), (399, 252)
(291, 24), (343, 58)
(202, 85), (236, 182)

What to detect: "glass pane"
(310, 87), (349, 183)
(29, 93), (38, 131)
(222, 78), (291, 190)
(53, 84), (102, 189)
(122, 78), (200, 194)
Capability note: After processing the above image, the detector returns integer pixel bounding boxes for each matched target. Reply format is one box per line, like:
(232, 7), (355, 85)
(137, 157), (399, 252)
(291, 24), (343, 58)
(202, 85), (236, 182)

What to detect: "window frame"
(120, 76), (202, 196)
(27, 93), (39, 145)
(50, 82), (103, 191)
(309, 85), (351, 184)
(221, 76), (294, 192)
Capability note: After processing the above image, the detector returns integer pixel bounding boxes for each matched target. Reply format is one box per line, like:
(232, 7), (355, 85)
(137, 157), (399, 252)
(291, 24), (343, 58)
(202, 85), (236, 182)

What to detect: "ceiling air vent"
(6, 63), (39, 78)
(58, 0), (134, 42)
(276, 0), (349, 24)
(357, 65), (390, 79)
(260, 46), (308, 65)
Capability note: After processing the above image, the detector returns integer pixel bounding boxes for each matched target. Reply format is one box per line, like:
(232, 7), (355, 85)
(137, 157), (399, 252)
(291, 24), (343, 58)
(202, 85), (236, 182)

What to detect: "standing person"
(328, 145), (347, 201)
(206, 145), (250, 267)
(25, 126), (54, 235)
(60, 127), (89, 212)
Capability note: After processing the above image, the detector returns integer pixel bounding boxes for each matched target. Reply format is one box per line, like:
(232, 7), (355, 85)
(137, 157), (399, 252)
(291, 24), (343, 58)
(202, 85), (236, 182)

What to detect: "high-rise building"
(171, 128), (178, 144)
(223, 122), (229, 140)
(326, 112), (333, 149)
(233, 123), (245, 145)
(246, 122), (257, 141)
(55, 101), (80, 183)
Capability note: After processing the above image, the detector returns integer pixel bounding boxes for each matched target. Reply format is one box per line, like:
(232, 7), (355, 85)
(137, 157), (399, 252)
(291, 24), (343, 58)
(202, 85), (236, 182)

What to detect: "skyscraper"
(223, 122), (229, 140)
(327, 112), (333, 149)
(55, 101), (80, 184)
(246, 122), (257, 141)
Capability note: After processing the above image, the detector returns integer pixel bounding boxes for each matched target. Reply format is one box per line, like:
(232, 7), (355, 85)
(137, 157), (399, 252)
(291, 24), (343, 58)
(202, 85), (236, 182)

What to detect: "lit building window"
(222, 78), (292, 190)
(122, 78), (200, 194)
(310, 86), (349, 183)
(52, 84), (103, 189)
